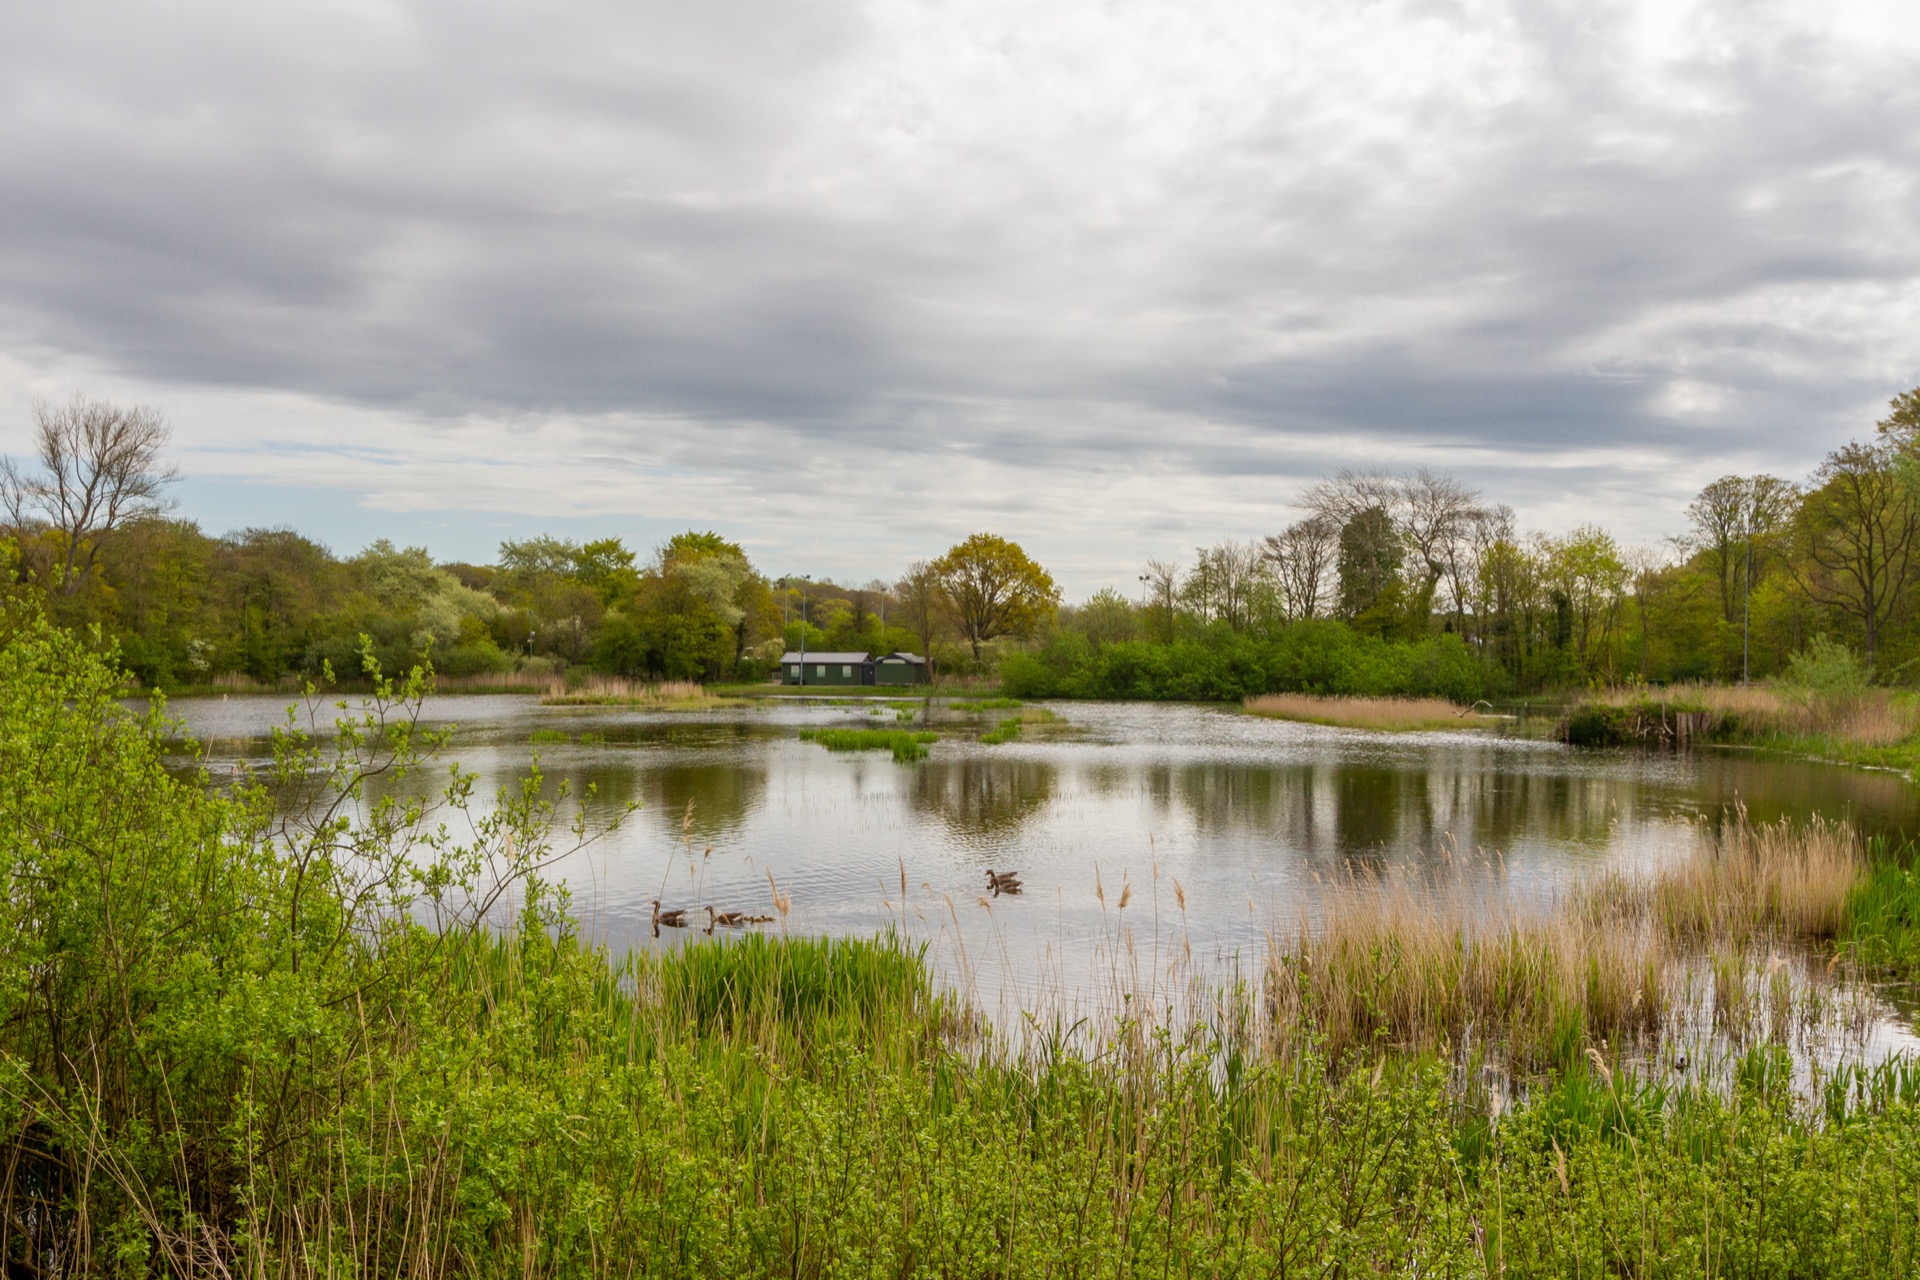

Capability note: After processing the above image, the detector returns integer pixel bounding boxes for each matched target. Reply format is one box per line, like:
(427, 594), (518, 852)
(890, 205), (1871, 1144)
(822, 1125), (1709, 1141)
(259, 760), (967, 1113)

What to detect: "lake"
(163, 692), (1920, 1029)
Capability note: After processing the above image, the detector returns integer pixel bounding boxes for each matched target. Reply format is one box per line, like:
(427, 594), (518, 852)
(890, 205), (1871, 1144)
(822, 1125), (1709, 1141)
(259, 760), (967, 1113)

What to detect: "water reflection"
(910, 758), (1056, 846)
(648, 762), (767, 840)
(154, 694), (1920, 1027)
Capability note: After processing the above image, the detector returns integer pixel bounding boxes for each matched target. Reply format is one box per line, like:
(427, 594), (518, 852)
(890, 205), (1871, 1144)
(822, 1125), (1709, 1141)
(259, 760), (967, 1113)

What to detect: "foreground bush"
(4, 608), (1920, 1275)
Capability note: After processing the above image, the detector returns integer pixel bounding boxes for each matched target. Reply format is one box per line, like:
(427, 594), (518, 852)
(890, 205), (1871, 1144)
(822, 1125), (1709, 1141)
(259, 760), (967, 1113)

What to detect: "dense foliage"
(1002, 620), (1488, 701)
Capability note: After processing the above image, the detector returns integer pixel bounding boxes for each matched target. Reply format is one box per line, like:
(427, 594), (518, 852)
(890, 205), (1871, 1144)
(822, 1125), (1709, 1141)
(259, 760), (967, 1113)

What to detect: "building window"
(842, 664), (853, 678)
(814, 664), (825, 677)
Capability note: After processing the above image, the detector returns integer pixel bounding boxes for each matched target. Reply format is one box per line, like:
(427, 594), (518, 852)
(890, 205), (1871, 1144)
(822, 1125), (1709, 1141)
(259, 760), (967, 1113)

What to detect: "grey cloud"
(1, 0), (1918, 580)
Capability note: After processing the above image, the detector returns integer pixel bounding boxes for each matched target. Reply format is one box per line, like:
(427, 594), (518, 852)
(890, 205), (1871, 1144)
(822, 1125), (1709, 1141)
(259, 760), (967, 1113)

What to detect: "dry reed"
(539, 675), (715, 706)
(1267, 814), (1865, 1066)
(1583, 681), (1920, 747)
(1243, 693), (1498, 732)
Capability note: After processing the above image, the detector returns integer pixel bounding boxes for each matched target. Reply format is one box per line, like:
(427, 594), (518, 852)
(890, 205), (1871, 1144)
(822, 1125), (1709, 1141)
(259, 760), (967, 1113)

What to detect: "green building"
(780, 651), (872, 686)
(872, 652), (929, 685)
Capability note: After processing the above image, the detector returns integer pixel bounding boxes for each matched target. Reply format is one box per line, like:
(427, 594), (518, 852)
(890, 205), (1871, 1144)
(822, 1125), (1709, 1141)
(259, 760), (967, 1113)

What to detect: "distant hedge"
(1000, 620), (1492, 703)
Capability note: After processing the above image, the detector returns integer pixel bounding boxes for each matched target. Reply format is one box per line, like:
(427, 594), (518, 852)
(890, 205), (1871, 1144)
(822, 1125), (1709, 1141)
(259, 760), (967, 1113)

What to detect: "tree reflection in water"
(910, 757), (1056, 847)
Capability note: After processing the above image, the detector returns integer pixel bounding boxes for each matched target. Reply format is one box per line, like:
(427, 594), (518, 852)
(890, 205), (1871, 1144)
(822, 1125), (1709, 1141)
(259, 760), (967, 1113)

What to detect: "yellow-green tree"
(931, 533), (1060, 660)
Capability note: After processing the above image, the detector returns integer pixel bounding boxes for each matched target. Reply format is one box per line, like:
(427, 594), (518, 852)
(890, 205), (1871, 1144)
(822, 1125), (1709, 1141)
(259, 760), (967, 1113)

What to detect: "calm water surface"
(165, 693), (1920, 1022)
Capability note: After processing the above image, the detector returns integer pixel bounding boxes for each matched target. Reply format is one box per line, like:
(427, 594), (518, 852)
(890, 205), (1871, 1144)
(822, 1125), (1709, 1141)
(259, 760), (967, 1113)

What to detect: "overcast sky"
(1, 0), (1916, 596)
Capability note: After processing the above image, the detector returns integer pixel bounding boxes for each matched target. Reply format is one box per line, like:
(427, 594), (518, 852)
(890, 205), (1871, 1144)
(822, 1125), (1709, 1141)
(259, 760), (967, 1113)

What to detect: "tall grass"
(540, 674), (717, 706)
(1572, 681), (1920, 748)
(1269, 815), (1866, 1066)
(1245, 692), (1498, 731)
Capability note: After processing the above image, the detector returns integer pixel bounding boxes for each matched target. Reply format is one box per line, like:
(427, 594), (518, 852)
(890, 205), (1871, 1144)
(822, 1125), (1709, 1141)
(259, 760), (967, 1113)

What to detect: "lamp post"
(781, 575), (809, 686)
(1138, 572), (1169, 642)
(1742, 511), (1753, 686)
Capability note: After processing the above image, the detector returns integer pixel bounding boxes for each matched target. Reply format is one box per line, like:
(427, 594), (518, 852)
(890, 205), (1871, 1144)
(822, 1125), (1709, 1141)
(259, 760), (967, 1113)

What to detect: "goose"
(650, 899), (689, 932)
(986, 869), (1023, 896)
(706, 906), (747, 930)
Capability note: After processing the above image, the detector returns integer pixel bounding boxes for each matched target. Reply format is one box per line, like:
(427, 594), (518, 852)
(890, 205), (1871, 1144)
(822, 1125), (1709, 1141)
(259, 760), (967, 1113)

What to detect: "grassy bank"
(1246, 691), (1500, 732)
(9, 609), (1920, 1273)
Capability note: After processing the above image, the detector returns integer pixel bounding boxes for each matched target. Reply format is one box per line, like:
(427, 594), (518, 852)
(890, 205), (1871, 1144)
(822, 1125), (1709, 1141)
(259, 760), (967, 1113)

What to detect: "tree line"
(0, 399), (1062, 688)
(1013, 387), (1920, 699)
(5, 388), (1920, 694)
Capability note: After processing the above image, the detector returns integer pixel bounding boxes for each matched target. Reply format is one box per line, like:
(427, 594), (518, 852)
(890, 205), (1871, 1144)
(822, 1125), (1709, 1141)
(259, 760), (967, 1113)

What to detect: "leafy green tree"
(931, 533), (1060, 660)
(1790, 439), (1920, 671)
(1338, 506), (1404, 633)
(1540, 526), (1627, 677)
(574, 537), (639, 606)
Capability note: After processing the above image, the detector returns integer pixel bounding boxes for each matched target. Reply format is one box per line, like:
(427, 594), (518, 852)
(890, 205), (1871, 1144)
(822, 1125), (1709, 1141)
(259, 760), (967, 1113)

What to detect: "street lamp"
(780, 575), (810, 686)
(1138, 573), (1168, 643)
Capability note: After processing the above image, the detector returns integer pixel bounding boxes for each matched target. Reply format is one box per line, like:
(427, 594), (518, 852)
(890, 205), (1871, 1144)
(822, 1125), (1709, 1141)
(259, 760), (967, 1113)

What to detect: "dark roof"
(876, 651), (927, 664)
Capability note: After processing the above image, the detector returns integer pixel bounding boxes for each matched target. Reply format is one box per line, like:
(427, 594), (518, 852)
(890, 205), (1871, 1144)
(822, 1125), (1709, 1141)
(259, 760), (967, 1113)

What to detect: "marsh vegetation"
(1245, 691), (1501, 732)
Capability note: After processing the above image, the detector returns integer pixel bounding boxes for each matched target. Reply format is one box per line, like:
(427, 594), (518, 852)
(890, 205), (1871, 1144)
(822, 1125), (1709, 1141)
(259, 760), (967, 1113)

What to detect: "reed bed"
(539, 674), (718, 707)
(1269, 815), (1868, 1066)
(1574, 681), (1920, 748)
(1244, 692), (1498, 732)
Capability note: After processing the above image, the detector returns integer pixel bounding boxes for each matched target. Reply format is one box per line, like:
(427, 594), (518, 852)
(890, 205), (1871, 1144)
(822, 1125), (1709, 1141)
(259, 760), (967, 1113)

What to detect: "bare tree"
(894, 561), (942, 665)
(1180, 541), (1269, 631)
(1139, 558), (1179, 641)
(1405, 474), (1489, 621)
(1447, 504), (1514, 644)
(1263, 516), (1338, 620)
(1300, 467), (1485, 619)
(1, 395), (177, 594)
(1686, 474), (1796, 632)
(1624, 543), (1673, 682)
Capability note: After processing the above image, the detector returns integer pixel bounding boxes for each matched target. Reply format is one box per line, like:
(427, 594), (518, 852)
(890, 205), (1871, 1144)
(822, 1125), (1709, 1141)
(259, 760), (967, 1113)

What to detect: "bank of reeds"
(1245, 691), (1499, 732)
(1269, 815), (1865, 1066)
(1565, 681), (1920, 752)
(540, 674), (719, 707)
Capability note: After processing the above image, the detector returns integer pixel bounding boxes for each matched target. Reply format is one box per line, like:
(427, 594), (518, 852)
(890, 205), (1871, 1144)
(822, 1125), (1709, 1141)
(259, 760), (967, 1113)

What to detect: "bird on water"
(650, 899), (689, 937)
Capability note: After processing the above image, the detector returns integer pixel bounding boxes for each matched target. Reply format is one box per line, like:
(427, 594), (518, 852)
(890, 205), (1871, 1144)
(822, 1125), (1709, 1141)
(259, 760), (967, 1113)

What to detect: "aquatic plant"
(798, 726), (939, 761)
